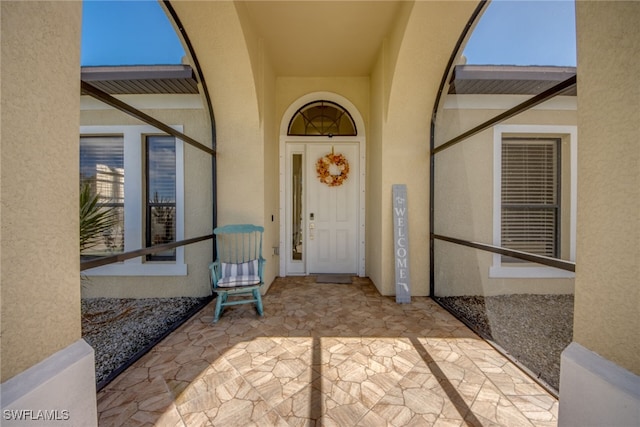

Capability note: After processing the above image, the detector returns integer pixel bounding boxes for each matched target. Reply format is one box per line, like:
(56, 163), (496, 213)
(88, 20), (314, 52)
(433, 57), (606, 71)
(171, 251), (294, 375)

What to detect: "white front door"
(306, 143), (359, 274)
(280, 92), (366, 278)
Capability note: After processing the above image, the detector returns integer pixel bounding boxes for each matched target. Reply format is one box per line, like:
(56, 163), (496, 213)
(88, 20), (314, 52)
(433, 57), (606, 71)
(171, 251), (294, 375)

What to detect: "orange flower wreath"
(316, 152), (350, 187)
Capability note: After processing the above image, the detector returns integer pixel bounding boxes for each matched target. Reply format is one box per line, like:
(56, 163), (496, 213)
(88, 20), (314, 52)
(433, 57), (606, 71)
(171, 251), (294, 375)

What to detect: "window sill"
(489, 265), (575, 279)
(83, 262), (187, 276)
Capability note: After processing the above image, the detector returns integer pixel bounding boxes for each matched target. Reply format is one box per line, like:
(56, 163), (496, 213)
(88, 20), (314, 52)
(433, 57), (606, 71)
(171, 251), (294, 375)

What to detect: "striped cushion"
(218, 260), (260, 287)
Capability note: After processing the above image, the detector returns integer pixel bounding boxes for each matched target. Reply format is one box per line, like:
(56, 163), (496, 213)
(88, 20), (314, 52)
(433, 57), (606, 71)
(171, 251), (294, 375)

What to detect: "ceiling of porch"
(241, 1), (403, 76)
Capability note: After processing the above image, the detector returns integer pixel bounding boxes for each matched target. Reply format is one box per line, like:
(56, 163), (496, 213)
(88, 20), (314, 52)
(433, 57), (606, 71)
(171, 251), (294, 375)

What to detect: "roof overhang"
(449, 65), (577, 95)
(81, 65), (199, 95)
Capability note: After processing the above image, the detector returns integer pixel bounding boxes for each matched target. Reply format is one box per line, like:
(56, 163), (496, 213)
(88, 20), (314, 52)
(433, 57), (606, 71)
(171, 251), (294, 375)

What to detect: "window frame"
(80, 125), (186, 276)
(287, 100), (357, 136)
(491, 124), (577, 278)
(145, 134), (178, 262)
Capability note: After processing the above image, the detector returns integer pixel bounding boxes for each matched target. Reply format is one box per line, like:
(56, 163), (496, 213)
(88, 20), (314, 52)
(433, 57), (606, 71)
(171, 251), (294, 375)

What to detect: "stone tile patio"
(97, 276), (558, 426)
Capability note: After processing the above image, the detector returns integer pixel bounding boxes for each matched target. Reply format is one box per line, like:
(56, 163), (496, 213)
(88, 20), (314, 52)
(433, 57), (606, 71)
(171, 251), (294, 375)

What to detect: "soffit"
(81, 65), (199, 94)
(241, 1), (402, 77)
(448, 65), (577, 96)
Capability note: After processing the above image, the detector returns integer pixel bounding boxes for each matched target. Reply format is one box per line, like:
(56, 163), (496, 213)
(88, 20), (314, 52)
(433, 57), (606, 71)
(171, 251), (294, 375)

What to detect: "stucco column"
(1, 2), (97, 425)
(559, 2), (640, 425)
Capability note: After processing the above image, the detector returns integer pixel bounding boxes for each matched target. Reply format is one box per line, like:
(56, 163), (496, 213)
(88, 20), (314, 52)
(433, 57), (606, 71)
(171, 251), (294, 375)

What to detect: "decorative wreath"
(316, 151), (350, 187)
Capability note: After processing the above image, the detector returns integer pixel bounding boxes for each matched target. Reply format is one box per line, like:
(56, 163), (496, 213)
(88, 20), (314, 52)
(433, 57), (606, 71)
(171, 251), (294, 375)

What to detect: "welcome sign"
(393, 184), (411, 303)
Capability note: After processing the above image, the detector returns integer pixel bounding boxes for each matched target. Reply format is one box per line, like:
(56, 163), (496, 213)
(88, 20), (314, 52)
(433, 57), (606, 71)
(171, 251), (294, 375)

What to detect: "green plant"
(150, 191), (175, 245)
(80, 183), (119, 253)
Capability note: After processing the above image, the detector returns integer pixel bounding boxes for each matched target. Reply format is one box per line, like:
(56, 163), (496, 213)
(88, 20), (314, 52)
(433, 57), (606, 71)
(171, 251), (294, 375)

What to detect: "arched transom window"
(287, 100), (357, 136)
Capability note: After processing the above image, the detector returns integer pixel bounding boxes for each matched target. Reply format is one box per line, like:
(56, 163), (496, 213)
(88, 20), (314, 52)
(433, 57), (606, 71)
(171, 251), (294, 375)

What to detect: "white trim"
(285, 144), (306, 275)
(1, 339), (97, 426)
(279, 92), (366, 277)
(80, 93), (203, 111)
(80, 125), (186, 276)
(491, 124), (577, 279)
(85, 263), (187, 276)
(489, 265), (575, 279)
(559, 342), (640, 427)
(444, 94), (576, 111)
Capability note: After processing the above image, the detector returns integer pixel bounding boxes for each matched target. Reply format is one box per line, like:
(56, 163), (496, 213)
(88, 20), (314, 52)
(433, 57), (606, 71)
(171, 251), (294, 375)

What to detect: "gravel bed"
(435, 294), (573, 392)
(81, 297), (209, 387)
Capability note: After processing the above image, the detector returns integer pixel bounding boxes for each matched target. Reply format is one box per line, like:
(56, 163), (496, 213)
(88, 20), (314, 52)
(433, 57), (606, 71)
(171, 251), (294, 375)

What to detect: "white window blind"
(501, 138), (559, 259)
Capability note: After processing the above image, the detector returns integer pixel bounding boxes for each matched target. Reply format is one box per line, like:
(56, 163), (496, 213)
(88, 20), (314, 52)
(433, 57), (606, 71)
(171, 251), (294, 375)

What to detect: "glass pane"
(146, 135), (176, 260)
(292, 154), (303, 261)
(80, 135), (125, 257)
(502, 208), (557, 259)
(288, 101), (356, 136)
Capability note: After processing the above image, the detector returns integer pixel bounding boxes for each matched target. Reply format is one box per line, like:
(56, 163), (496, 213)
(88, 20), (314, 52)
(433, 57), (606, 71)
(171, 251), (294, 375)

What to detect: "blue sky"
(81, 0), (185, 66)
(464, 0), (576, 66)
(81, 0), (576, 67)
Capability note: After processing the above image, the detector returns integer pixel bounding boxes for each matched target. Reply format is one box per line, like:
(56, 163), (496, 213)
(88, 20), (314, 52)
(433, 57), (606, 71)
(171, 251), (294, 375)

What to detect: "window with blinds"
(80, 135), (125, 256)
(501, 137), (560, 261)
(146, 135), (177, 261)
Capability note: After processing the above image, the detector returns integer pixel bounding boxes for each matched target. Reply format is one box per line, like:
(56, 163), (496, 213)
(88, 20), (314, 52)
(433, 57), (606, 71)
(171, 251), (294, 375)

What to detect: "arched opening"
(79, 0), (217, 389)
(287, 100), (357, 136)
(430, 0), (577, 394)
(279, 93), (366, 278)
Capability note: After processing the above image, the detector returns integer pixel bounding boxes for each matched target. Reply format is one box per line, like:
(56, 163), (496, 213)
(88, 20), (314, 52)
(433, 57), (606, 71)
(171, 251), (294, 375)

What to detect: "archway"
(279, 92), (366, 277)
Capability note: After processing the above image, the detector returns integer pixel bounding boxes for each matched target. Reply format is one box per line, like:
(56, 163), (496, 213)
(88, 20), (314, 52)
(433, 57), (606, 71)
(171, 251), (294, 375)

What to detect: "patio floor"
(97, 276), (558, 426)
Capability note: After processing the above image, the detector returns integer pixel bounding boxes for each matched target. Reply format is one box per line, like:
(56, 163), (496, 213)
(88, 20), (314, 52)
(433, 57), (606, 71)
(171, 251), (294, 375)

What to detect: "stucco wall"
(366, 0), (414, 292)
(172, 2), (264, 225)
(262, 81), (280, 290)
(367, 47), (386, 289)
(234, 0), (279, 290)
(171, 2), (273, 290)
(276, 78), (370, 128)
(433, 102), (577, 296)
(374, 1), (479, 296)
(174, 1), (478, 298)
(256, 35), (280, 291)
(1, 1), (82, 381)
(573, 1), (640, 375)
(79, 104), (213, 298)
